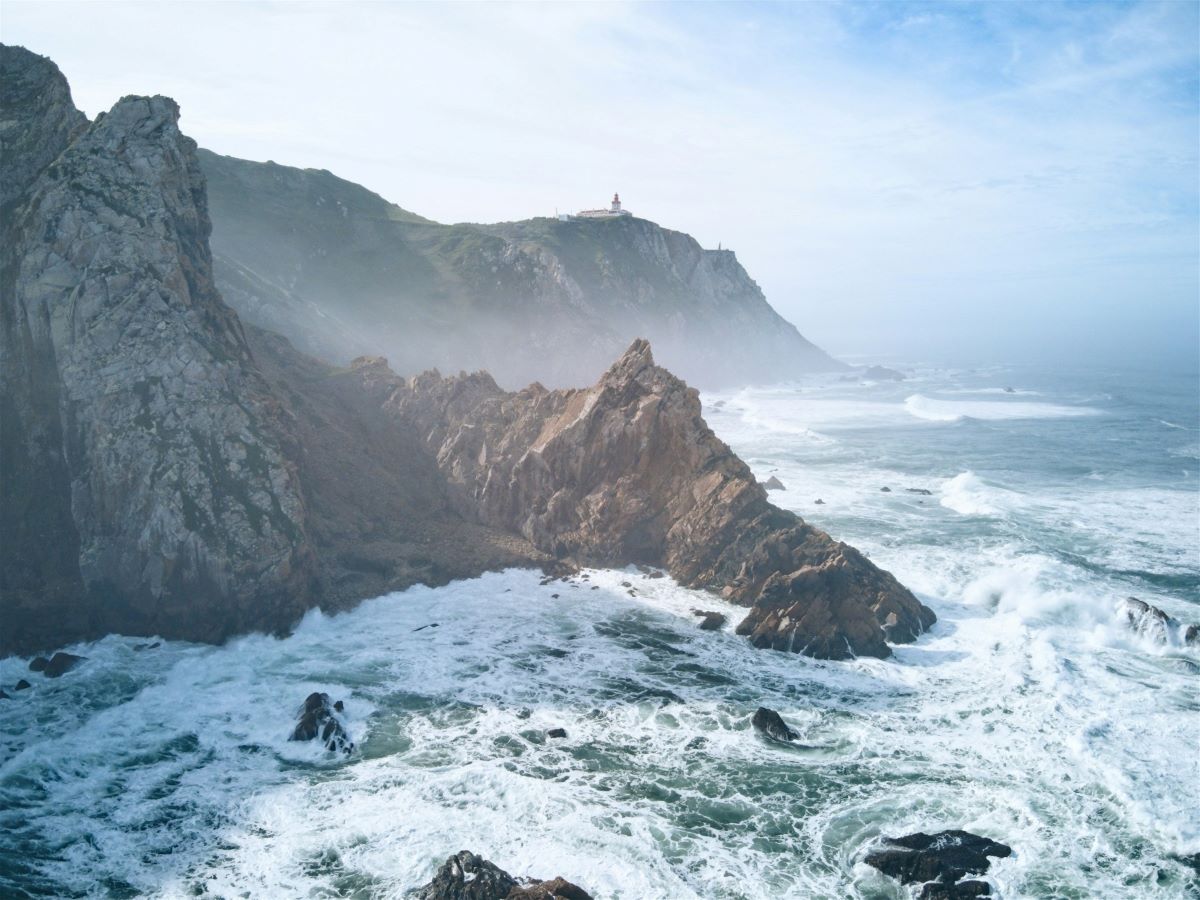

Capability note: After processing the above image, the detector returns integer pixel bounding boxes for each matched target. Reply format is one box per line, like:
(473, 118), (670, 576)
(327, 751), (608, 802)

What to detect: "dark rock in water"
(814, 498), (825, 505)
(1003, 387), (1016, 394)
(864, 831), (1012, 887)
(763, 476), (786, 491)
(546, 728), (567, 739)
(861, 365), (905, 381)
(133, 641), (161, 651)
(1119, 598), (1199, 647)
(907, 488), (933, 496)
(413, 850), (593, 900)
(693, 610), (727, 631)
(919, 880), (993, 899)
(14, 679), (31, 691)
(413, 623), (440, 632)
(0, 690), (9, 700)
(42, 652), (85, 678)
(28, 657), (48, 673)
(751, 706), (798, 742)
(290, 692), (354, 754)
(880, 486), (891, 493)
(334, 700), (345, 712)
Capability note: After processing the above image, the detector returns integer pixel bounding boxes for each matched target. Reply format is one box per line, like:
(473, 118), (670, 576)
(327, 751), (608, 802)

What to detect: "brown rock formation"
(362, 339), (934, 659)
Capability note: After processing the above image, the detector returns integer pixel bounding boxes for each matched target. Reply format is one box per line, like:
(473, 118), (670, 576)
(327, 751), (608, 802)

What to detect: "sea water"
(1, 360), (1197, 899)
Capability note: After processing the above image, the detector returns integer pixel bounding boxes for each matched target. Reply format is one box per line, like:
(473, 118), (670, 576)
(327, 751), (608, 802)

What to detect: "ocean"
(1, 360), (1197, 899)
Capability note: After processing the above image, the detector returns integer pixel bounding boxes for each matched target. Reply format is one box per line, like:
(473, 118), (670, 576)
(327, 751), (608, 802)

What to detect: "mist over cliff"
(198, 150), (841, 389)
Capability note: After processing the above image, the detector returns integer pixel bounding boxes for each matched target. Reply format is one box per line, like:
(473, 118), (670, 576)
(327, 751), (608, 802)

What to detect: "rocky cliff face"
(1, 46), (316, 651)
(362, 340), (934, 659)
(2, 45), (928, 663)
(198, 150), (841, 389)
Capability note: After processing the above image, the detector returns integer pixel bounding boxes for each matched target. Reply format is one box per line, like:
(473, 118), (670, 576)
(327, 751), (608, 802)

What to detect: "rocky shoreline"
(0, 43), (932, 662)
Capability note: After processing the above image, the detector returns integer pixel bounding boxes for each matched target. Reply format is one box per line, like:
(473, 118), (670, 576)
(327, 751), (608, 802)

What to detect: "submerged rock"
(861, 365), (906, 381)
(763, 476), (786, 491)
(289, 692), (354, 754)
(14, 679), (31, 691)
(38, 652), (85, 678)
(907, 488), (933, 496)
(413, 851), (593, 900)
(546, 728), (567, 739)
(0, 690), (9, 700)
(864, 830), (1012, 890)
(751, 706), (799, 742)
(1118, 598), (1199, 647)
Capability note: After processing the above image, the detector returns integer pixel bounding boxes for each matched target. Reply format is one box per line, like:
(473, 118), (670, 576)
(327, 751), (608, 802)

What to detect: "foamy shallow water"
(2, 362), (1197, 898)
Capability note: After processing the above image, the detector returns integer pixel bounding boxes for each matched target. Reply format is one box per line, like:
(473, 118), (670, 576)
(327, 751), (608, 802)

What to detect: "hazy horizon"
(4, 0), (1197, 368)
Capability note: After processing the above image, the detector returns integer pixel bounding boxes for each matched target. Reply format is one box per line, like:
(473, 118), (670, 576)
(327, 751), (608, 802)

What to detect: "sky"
(4, 0), (1198, 366)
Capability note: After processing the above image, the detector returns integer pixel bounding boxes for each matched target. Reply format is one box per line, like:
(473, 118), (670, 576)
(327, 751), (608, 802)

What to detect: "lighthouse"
(574, 192), (634, 219)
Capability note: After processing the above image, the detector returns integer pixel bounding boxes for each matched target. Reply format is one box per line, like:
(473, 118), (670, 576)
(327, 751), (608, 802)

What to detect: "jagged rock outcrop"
(198, 150), (842, 389)
(368, 339), (934, 659)
(289, 691), (354, 754)
(1, 45), (317, 651)
(1118, 597), (1199, 647)
(413, 851), (593, 900)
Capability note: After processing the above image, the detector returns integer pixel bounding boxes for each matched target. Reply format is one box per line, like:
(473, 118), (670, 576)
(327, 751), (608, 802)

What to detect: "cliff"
(1, 45), (930, 662)
(198, 150), (842, 389)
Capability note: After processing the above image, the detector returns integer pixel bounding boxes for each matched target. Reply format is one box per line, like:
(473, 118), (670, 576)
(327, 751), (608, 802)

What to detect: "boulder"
(14, 679), (31, 691)
(546, 728), (567, 739)
(880, 486), (891, 493)
(0, 690), (9, 700)
(907, 488), (933, 496)
(763, 476), (786, 491)
(864, 831), (1011, 888)
(694, 610), (727, 631)
(289, 692), (354, 754)
(28, 657), (48, 673)
(42, 652), (85, 678)
(751, 706), (798, 742)
(413, 851), (593, 900)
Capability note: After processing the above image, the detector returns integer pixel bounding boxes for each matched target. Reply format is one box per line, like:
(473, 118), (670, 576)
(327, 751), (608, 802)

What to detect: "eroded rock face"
(1, 45), (316, 653)
(377, 340), (934, 659)
(413, 852), (592, 900)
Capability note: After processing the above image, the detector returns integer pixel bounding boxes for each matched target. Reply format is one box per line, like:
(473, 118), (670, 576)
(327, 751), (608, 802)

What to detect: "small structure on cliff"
(568, 192), (633, 220)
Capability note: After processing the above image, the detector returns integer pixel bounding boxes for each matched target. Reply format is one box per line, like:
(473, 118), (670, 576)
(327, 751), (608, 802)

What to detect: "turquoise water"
(1, 361), (1196, 898)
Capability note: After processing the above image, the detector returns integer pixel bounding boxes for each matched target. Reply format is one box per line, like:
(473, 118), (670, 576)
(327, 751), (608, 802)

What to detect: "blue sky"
(4, 1), (1197, 365)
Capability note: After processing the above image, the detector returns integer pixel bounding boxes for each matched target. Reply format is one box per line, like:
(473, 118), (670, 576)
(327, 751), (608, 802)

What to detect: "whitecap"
(904, 394), (1099, 423)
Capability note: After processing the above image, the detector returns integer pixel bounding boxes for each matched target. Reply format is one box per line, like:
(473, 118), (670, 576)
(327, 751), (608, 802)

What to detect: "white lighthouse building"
(573, 192), (633, 219)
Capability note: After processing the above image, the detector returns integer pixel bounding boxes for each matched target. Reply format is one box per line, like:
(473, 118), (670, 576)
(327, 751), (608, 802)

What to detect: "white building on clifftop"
(568, 192), (633, 220)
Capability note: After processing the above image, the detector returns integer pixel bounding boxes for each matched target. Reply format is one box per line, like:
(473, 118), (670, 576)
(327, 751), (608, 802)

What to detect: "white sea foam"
(904, 394), (1100, 423)
(4, 367), (1197, 899)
